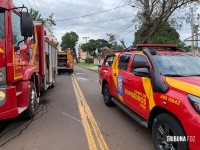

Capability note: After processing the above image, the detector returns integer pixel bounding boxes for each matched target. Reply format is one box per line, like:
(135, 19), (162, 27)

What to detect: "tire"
(22, 82), (39, 120)
(152, 113), (189, 150)
(103, 84), (113, 106)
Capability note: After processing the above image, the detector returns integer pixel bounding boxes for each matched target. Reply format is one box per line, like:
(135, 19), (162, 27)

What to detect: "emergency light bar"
(136, 44), (186, 54)
(137, 44), (177, 48)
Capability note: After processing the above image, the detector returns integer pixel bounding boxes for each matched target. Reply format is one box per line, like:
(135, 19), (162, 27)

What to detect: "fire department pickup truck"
(99, 44), (200, 150)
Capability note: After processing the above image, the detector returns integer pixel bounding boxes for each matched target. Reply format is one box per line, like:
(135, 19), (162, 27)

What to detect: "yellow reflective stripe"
(112, 54), (124, 103)
(71, 74), (109, 150)
(142, 77), (155, 110)
(0, 48), (4, 53)
(71, 76), (97, 150)
(166, 77), (200, 97)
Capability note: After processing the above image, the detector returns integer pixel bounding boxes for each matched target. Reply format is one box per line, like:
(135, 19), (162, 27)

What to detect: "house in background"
(78, 44), (90, 62)
(78, 44), (104, 64)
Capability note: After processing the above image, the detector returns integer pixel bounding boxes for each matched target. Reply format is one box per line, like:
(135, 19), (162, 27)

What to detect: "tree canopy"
(134, 22), (180, 45)
(60, 31), (79, 50)
(30, 8), (56, 26)
(134, 0), (200, 43)
(107, 33), (125, 50)
(81, 39), (110, 58)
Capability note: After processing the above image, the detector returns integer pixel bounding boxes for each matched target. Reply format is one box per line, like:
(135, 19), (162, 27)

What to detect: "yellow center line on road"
(71, 74), (109, 150)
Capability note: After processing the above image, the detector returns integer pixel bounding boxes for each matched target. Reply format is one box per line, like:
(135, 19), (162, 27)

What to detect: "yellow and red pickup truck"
(99, 44), (200, 150)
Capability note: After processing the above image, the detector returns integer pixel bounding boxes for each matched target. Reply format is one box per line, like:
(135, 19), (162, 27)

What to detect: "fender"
(23, 66), (39, 80)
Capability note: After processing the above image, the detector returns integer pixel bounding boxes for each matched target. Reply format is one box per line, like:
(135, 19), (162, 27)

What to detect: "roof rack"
(136, 44), (186, 55)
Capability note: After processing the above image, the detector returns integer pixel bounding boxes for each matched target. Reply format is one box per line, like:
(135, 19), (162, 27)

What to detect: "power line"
(36, 0), (48, 18)
(56, 15), (133, 27)
(56, 2), (133, 21)
(95, 0), (126, 38)
(32, 0), (41, 12)
(25, 0), (32, 8)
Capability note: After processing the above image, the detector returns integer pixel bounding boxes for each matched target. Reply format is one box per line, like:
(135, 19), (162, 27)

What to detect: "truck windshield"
(0, 9), (5, 40)
(153, 54), (200, 76)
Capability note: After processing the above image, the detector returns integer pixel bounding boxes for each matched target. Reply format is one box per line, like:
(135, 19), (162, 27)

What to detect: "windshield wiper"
(187, 74), (200, 76)
(163, 74), (188, 77)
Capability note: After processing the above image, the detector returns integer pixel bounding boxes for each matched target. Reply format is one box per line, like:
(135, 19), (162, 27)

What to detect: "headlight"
(0, 91), (5, 101)
(188, 94), (200, 114)
(0, 71), (4, 81)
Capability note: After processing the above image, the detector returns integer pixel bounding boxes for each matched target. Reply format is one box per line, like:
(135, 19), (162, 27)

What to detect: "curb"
(86, 68), (99, 73)
(76, 65), (99, 73)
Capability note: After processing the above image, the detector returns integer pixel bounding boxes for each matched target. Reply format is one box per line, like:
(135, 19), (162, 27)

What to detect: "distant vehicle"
(0, 0), (58, 120)
(57, 50), (74, 74)
(99, 44), (200, 150)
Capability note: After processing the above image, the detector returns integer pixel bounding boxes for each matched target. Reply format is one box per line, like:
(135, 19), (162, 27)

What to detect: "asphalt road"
(0, 65), (154, 150)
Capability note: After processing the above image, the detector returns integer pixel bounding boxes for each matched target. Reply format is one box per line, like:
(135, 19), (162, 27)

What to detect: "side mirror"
(21, 12), (33, 37)
(133, 68), (151, 78)
(132, 61), (150, 69)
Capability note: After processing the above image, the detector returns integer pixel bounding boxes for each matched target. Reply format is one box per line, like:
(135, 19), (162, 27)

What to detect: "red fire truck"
(0, 0), (57, 120)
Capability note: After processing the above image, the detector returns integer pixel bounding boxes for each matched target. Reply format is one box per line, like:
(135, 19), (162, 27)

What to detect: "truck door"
(124, 54), (151, 119)
(12, 11), (29, 80)
(115, 54), (131, 103)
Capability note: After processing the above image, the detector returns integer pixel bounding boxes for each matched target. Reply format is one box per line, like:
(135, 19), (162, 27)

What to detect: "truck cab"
(0, 0), (57, 120)
(99, 44), (200, 150)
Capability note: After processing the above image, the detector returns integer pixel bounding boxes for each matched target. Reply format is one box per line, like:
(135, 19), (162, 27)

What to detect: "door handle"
(126, 77), (131, 81)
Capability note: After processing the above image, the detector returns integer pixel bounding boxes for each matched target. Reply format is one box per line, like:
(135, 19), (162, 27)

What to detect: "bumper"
(0, 86), (18, 119)
(184, 114), (200, 150)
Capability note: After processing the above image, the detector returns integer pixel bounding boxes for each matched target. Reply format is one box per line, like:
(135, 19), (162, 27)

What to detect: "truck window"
(104, 56), (115, 66)
(118, 54), (131, 71)
(131, 54), (148, 72)
(0, 9), (5, 40)
(12, 12), (24, 45)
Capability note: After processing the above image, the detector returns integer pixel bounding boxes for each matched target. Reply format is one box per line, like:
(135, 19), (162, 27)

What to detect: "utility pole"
(83, 37), (89, 43)
(195, 25), (199, 52)
(191, 8), (195, 54)
(83, 37), (89, 58)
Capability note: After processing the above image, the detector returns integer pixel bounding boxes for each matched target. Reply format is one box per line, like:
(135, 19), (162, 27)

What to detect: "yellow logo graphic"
(0, 48), (4, 53)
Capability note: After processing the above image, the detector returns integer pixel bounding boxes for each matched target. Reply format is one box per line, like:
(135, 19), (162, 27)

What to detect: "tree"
(30, 8), (56, 26)
(177, 41), (191, 52)
(81, 39), (110, 59)
(134, 0), (200, 43)
(81, 39), (97, 58)
(134, 22), (180, 45)
(47, 13), (56, 26)
(107, 33), (125, 50)
(60, 31), (79, 62)
(30, 8), (43, 22)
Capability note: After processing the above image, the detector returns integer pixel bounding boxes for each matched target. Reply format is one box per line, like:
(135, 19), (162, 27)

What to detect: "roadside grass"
(76, 62), (99, 72)
(76, 62), (98, 68)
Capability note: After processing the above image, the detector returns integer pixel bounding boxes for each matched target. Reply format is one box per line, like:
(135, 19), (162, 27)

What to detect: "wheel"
(152, 113), (189, 150)
(22, 82), (39, 120)
(103, 84), (113, 106)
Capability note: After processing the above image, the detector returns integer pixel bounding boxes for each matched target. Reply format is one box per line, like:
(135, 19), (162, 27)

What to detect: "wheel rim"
(103, 87), (109, 103)
(156, 123), (177, 150)
(30, 87), (37, 113)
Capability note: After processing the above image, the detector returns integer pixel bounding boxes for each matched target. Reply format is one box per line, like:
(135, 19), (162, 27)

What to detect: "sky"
(13, 0), (200, 48)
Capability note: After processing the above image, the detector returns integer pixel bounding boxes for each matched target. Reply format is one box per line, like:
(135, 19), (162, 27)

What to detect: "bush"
(85, 58), (94, 64)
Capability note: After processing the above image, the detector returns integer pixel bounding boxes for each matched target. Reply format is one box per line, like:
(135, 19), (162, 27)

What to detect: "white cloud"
(13, 0), (199, 47)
